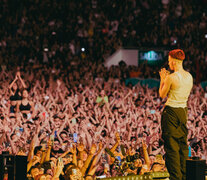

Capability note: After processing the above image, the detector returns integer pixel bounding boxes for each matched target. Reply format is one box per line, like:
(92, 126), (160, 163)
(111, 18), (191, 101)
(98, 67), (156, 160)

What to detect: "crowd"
(0, 0), (207, 179)
(0, 0), (207, 83)
(0, 65), (206, 179)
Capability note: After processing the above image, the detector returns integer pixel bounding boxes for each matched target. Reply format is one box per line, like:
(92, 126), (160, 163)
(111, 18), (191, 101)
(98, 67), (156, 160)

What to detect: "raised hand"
(70, 143), (77, 154)
(47, 139), (52, 149)
(32, 155), (40, 165)
(115, 132), (121, 143)
(16, 71), (21, 78)
(90, 144), (97, 155)
(159, 68), (170, 80)
(142, 139), (147, 150)
(53, 158), (64, 178)
(98, 142), (103, 152)
(15, 74), (18, 80)
(77, 143), (84, 152)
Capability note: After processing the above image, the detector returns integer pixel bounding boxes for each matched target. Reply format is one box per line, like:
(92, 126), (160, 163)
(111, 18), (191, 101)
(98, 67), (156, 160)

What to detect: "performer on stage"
(159, 49), (193, 180)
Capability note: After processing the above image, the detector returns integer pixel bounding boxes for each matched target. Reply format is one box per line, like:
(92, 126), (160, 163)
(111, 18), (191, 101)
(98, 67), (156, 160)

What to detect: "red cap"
(169, 49), (185, 60)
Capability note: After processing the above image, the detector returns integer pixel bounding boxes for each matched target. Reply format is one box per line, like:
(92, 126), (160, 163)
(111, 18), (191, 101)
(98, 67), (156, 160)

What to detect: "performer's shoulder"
(168, 72), (177, 78)
(185, 71), (193, 79)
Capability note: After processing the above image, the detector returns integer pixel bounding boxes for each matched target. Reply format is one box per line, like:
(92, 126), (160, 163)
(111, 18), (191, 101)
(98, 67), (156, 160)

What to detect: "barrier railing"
(98, 172), (170, 180)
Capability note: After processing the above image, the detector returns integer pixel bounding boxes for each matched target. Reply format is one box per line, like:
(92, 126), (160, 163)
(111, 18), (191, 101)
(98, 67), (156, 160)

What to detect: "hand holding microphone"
(159, 68), (170, 80)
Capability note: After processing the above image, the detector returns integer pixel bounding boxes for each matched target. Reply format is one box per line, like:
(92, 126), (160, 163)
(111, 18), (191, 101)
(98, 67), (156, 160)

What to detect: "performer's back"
(165, 70), (193, 108)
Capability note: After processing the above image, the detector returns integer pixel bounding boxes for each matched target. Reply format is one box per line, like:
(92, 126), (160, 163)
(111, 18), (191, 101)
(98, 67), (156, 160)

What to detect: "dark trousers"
(161, 106), (188, 180)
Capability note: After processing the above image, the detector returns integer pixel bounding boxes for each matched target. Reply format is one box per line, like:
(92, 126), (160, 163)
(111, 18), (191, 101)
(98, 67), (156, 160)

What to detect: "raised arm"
(52, 159), (64, 180)
(27, 123), (41, 161)
(88, 142), (103, 174)
(142, 139), (151, 169)
(110, 132), (120, 153)
(6, 132), (16, 154)
(45, 139), (52, 162)
(71, 143), (77, 166)
(9, 75), (18, 94)
(17, 71), (27, 89)
(159, 68), (171, 99)
(81, 144), (97, 175)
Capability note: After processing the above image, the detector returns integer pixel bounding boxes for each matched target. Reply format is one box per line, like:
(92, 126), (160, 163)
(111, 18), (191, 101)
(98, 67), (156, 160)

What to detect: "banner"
(138, 50), (165, 66)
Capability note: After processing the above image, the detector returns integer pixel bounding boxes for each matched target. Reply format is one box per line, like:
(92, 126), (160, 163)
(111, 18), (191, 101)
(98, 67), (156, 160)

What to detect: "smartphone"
(150, 110), (156, 114)
(27, 113), (31, 120)
(50, 135), (54, 145)
(72, 169), (77, 175)
(116, 156), (121, 166)
(44, 96), (49, 100)
(73, 133), (78, 143)
(58, 157), (63, 163)
(188, 146), (191, 157)
(72, 118), (76, 124)
(118, 146), (121, 152)
(42, 141), (47, 150)
(104, 163), (109, 170)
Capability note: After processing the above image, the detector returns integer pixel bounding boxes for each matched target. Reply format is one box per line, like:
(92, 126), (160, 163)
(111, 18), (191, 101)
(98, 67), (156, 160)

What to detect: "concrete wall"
(104, 49), (138, 68)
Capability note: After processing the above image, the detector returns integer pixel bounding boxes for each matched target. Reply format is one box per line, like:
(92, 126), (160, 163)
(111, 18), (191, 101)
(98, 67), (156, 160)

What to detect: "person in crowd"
(8, 71), (26, 117)
(16, 88), (35, 122)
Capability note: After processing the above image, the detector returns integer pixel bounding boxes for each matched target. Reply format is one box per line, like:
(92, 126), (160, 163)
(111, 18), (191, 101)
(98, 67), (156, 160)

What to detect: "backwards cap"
(169, 49), (185, 60)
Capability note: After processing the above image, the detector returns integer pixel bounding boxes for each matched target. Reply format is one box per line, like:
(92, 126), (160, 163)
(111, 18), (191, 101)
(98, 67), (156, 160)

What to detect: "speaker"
(186, 159), (205, 180)
(0, 154), (27, 180)
(15, 155), (27, 179)
(0, 154), (15, 180)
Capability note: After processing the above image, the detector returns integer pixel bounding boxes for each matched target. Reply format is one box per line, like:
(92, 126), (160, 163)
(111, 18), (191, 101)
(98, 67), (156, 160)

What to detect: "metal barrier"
(98, 172), (170, 180)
